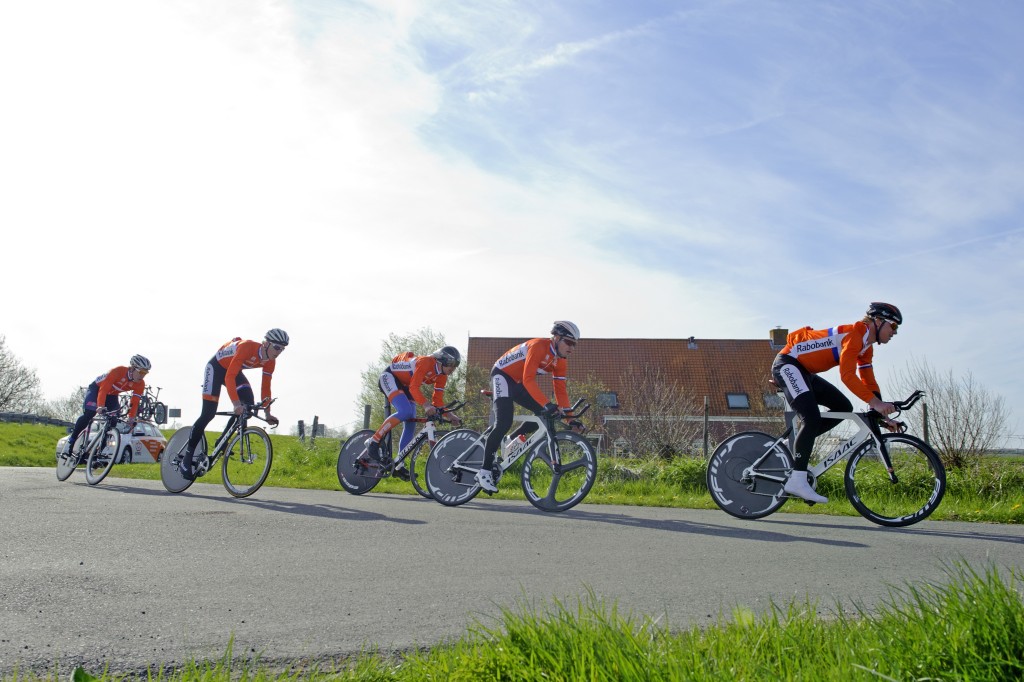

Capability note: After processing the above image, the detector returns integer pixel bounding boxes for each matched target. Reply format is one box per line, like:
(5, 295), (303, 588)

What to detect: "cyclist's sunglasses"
(887, 322), (899, 335)
(270, 343), (288, 351)
(559, 338), (577, 347)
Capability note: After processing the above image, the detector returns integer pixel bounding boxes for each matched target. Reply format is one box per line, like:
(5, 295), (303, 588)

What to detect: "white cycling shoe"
(475, 469), (498, 494)
(783, 472), (828, 504)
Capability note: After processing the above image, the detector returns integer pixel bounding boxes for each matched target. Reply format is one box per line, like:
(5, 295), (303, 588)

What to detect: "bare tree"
(0, 335), (42, 412)
(606, 364), (702, 458)
(36, 387), (86, 422)
(890, 357), (1009, 469)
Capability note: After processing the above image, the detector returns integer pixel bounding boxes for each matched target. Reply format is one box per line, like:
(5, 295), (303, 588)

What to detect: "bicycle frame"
(193, 401), (274, 475)
(745, 412), (884, 488)
(79, 410), (127, 459)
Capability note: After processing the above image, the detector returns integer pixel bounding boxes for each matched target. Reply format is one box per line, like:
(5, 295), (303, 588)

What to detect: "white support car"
(56, 421), (168, 464)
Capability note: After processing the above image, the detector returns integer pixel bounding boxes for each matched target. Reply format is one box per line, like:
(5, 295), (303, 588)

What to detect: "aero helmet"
(866, 302), (903, 325)
(551, 320), (581, 341)
(432, 346), (461, 367)
(129, 354), (152, 370)
(265, 328), (290, 346)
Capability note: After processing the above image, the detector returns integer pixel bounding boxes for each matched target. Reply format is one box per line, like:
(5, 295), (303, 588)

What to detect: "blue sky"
(1, 0), (1021, 439)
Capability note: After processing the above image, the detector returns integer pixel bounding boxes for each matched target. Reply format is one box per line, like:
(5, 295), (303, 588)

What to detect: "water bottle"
(508, 433), (527, 457)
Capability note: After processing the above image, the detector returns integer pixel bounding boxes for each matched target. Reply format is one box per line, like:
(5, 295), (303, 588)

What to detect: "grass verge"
(6, 562), (1023, 681)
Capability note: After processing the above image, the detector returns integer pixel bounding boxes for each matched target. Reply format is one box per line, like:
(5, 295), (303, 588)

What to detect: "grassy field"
(3, 422), (1023, 523)
(7, 562), (1024, 681)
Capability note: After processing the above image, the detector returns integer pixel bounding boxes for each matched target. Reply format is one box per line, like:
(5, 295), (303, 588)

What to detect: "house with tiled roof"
(465, 330), (789, 454)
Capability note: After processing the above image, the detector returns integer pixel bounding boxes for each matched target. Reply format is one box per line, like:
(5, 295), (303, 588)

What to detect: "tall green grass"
(8, 563), (1023, 681)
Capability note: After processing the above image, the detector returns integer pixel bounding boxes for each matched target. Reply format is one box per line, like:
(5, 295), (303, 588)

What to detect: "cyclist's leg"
(773, 357), (828, 503)
(66, 383), (99, 454)
(186, 361), (224, 453)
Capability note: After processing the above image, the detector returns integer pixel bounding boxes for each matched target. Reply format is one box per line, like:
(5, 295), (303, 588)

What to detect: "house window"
(596, 391), (619, 408)
(726, 393), (750, 409)
(763, 392), (785, 410)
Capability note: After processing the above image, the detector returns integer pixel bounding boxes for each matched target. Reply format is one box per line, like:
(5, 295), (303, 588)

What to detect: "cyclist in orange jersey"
(65, 354), (152, 455)
(475, 320), (583, 494)
(771, 302), (902, 504)
(178, 328), (288, 479)
(363, 346), (463, 480)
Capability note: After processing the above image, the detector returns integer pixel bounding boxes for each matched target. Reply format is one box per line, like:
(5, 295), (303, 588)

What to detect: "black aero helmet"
(265, 328), (290, 346)
(866, 302), (902, 325)
(432, 346), (461, 367)
(551, 320), (580, 341)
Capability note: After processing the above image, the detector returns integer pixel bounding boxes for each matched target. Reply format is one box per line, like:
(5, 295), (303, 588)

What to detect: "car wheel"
(122, 446), (133, 464)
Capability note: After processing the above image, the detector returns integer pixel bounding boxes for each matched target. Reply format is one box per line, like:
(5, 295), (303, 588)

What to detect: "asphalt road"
(2, 466), (1023, 674)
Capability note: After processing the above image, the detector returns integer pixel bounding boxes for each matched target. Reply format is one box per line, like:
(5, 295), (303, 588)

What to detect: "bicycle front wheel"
(56, 440), (84, 481)
(408, 437), (433, 499)
(521, 432), (597, 512)
(424, 429), (484, 507)
(337, 429), (382, 495)
(706, 431), (791, 520)
(84, 428), (120, 485)
(845, 433), (946, 527)
(222, 426), (273, 498)
(161, 428), (198, 494)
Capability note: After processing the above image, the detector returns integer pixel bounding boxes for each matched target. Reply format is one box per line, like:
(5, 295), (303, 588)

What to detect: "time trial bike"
(424, 397), (595, 512)
(336, 401), (465, 499)
(161, 400), (277, 498)
(56, 407), (128, 485)
(706, 389), (945, 527)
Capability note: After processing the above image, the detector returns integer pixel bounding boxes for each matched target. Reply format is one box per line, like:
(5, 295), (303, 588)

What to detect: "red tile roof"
(467, 336), (783, 415)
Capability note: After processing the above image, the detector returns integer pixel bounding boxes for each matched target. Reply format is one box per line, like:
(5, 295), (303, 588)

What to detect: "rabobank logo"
(496, 345), (527, 369)
(792, 337), (837, 355)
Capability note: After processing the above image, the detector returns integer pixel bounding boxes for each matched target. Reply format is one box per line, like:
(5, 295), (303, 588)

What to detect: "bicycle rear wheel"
(336, 429), (382, 495)
(161, 428), (198, 494)
(845, 433), (946, 527)
(424, 429), (484, 507)
(521, 432), (597, 512)
(706, 431), (792, 520)
(408, 438), (433, 499)
(222, 426), (273, 498)
(84, 427), (120, 485)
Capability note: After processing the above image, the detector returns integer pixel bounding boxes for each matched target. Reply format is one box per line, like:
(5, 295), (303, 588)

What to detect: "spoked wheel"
(845, 433), (946, 527)
(521, 432), (597, 512)
(707, 431), (792, 520)
(222, 427), (273, 498)
(424, 429), (484, 507)
(408, 438), (434, 499)
(56, 440), (85, 481)
(161, 428), (198, 494)
(336, 429), (383, 495)
(84, 427), (120, 485)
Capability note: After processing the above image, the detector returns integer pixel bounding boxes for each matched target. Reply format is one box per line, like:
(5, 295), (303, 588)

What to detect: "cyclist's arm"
(95, 367), (123, 408)
(127, 382), (144, 420)
(431, 373), (448, 408)
(552, 358), (570, 410)
(407, 358), (431, 407)
(260, 360), (275, 404)
(838, 336), (876, 404)
(522, 343), (553, 407)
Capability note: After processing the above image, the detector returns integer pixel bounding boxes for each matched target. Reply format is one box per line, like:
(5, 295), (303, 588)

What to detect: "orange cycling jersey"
(95, 366), (145, 419)
(780, 322), (880, 403)
(493, 338), (569, 409)
(387, 352), (449, 407)
(214, 338), (275, 403)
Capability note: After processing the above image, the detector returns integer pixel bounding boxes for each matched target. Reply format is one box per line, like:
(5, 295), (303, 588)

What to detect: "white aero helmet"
(129, 354), (152, 370)
(551, 320), (580, 341)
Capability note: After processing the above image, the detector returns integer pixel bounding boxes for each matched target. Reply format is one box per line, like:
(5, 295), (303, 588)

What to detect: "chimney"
(687, 336), (697, 350)
(769, 327), (788, 349)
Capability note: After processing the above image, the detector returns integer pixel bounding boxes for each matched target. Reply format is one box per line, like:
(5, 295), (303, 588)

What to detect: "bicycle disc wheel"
(222, 426), (273, 498)
(84, 428), (120, 485)
(521, 432), (597, 512)
(706, 431), (792, 520)
(161, 428), (198, 494)
(336, 429), (382, 495)
(408, 438), (433, 499)
(845, 433), (946, 527)
(424, 429), (484, 507)
(56, 439), (84, 481)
